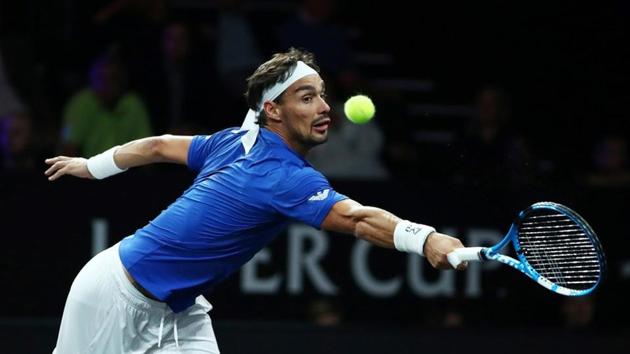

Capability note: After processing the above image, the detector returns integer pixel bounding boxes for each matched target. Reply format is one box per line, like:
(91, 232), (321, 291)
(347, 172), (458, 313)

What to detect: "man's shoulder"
(207, 127), (244, 145)
(193, 127), (242, 144)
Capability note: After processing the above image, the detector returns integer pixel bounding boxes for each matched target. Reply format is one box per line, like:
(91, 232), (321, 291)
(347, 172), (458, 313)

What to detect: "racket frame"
(478, 202), (605, 296)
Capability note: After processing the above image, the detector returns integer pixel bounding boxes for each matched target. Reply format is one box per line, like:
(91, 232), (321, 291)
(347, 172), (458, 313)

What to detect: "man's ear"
(263, 101), (282, 123)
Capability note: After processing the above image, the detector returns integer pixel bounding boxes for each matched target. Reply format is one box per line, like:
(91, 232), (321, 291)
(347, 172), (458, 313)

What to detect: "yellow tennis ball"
(344, 95), (375, 124)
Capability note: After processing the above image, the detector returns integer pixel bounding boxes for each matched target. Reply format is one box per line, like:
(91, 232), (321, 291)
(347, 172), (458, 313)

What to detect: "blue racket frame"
(480, 202), (606, 296)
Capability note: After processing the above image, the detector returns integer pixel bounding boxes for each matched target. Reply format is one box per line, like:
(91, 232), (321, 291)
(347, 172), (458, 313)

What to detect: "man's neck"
(264, 125), (309, 157)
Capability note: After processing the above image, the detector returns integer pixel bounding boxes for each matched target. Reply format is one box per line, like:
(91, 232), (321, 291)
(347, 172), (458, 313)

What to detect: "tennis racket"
(447, 201), (605, 296)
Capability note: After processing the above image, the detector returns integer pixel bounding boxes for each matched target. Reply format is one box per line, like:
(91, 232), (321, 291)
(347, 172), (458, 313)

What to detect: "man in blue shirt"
(46, 48), (467, 353)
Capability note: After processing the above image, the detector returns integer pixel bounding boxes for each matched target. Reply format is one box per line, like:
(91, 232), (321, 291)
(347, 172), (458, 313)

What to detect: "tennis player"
(46, 48), (467, 353)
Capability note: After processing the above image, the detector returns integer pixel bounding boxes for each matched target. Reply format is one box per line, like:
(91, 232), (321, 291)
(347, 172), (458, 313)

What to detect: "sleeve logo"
(308, 189), (330, 201)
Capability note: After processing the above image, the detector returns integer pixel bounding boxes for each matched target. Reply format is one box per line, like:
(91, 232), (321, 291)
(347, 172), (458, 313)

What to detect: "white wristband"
(86, 146), (127, 179)
(393, 220), (436, 256)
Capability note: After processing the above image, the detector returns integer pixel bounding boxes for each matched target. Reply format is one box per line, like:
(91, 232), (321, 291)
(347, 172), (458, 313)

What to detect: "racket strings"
(521, 214), (566, 284)
(517, 212), (601, 290)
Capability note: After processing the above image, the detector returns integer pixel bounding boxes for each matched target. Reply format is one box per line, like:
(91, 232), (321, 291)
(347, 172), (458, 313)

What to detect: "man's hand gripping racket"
(447, 202), (606, 296)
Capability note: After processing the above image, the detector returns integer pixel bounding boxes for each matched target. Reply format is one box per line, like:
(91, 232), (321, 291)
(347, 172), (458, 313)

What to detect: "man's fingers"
(45, 156), (69, 165)
(48, 164), (71, 181)
(456, 261), (468, 271)
(434, 259), (467, 270)
(48, 166), (68, 181)
(46, 158), (90, 180)
(45, 161), (65, 176)
(44, 164), (57, 176)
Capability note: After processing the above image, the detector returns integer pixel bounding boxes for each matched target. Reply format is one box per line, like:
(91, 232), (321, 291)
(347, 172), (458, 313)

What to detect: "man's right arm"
(45, 135), (193, 181)
(322, 199), (466, 270)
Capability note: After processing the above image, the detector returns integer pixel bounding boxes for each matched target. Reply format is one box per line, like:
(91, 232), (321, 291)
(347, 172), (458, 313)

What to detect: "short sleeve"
(272, 168), (348, 228)
(187, 135), (216, 172)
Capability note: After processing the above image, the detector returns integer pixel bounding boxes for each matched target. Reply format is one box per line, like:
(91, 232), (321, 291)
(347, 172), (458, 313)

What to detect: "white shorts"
(53, 243), (220, 353)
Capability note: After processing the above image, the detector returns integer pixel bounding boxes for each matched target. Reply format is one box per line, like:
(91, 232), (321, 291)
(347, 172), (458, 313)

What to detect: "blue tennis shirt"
(119, 128), (347, 312)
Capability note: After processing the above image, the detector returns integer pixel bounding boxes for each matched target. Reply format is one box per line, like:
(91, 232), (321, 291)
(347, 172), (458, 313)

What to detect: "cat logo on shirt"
(308, 189), (330, 202)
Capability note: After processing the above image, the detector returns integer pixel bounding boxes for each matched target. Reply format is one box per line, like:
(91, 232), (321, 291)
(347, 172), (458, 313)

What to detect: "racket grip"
(447, 247), (484, 268)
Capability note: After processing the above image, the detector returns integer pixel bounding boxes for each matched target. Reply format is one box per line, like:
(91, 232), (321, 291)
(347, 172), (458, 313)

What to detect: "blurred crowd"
(1, 0), (628, 192)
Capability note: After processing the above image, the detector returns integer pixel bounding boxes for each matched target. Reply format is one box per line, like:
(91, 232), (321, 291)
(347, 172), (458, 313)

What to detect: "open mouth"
(312, 118), (331, 134)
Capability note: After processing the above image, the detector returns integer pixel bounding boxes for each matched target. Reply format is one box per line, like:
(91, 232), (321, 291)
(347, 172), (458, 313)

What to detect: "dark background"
(1, 0), (629, 353)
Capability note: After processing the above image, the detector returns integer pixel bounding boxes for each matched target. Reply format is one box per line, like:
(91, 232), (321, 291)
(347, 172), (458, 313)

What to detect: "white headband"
(237, 61), (318, 153)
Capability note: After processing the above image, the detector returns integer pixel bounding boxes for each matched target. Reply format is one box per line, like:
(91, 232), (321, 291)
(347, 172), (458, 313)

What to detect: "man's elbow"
(149, 135), (174, 160)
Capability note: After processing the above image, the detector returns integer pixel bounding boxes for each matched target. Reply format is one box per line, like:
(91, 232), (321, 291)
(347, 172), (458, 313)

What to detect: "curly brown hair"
(244, 48), (320, 127)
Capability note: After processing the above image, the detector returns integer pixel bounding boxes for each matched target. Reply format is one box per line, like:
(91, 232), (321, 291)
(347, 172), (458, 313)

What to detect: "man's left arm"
(45, 135), (193, 181)
(321, 199), (466, 270)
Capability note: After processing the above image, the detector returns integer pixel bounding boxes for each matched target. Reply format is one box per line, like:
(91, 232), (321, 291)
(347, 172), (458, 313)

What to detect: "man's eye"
(303, 96), (313, 103)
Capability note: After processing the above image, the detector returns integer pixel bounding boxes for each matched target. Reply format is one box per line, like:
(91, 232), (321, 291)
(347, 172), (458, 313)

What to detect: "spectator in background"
(585, 133), (630, 188)
(0, 52), (25, 118)
(132, 21), (215, 135)
(308, 102), (389, 180)
(276, 0), (359, 97)
(90, 0), (169, 51)
(0, 112), (38, 171)
(454, 85), (532, 188)
(60, 47), (152, 157)
(215, 0), (263, 118)
(71, 0), (170, 77)
(0, 50), (42, 172)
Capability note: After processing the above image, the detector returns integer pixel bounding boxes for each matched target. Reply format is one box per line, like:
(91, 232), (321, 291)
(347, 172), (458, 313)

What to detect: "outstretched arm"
(45, 135), (192, 181)
(321, 199), (466, 270)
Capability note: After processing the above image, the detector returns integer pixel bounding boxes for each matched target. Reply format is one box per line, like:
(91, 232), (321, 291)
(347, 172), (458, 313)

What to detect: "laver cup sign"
(240, 224), (505, 298)
(4, 172), (624, 325)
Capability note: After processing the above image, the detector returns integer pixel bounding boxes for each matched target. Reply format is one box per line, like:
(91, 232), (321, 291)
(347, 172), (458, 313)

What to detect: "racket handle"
(447, 247), (485, 268)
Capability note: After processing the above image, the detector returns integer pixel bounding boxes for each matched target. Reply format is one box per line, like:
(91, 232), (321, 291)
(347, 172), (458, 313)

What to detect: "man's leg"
(55, 244), (221, 353)
(53, 246), (120, 353)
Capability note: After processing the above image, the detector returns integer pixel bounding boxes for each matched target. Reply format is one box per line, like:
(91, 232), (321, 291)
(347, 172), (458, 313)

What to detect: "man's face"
(276, 74), (331, 150)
